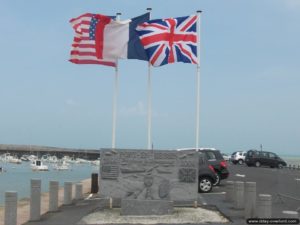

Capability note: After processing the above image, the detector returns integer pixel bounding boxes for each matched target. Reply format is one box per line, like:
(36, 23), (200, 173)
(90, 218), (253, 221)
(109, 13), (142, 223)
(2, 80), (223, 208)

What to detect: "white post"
(147, 7), (152, 150)
(4, 191), (17, 225)
(49, 181), (59, 212)
(195, 11), (202, 150)
(64, 182), (73, 205)
(258, 194), (272, 218)
(75, 183), (83, 200)
(112, 13), (121, 149)
(244, 182), (256, 218)
(30, 179), (41, 221)
(234, 181), (244, 210)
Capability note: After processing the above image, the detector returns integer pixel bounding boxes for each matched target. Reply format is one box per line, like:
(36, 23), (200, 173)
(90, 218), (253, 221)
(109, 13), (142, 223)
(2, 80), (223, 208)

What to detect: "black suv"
(245, 150), (287, 168)
(199, 149), (229, 186)
(198, 152), (217, 193)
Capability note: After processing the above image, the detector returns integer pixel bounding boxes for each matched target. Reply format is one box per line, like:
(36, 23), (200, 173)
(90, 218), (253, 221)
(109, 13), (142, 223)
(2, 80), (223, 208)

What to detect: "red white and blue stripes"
(136, 15), (198, 67)
(69, 13), (116, 67)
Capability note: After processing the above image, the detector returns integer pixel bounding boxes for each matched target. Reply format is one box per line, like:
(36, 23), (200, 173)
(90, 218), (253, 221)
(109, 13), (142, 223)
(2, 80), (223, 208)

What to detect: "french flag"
(69, 13), (150, 66)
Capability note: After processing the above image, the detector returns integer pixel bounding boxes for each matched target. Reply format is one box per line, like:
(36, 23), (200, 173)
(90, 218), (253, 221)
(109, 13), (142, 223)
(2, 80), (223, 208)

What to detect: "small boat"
(20, 155), (30, 161)
(54, 161), (70, 171)
(8, 157), (22, 164)
(31, 160), (49, 171)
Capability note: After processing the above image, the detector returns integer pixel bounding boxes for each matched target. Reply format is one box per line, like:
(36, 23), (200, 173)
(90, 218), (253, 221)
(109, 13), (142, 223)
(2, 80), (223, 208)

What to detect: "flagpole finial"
(147, 8), (152, 11)
(197, 10), (202, 13)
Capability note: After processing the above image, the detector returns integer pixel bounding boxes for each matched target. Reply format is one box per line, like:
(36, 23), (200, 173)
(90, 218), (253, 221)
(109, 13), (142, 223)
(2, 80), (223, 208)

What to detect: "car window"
(243, 153), (246, 156)
(206, 151), (216, 160)
(259, 152), (268, 157)
(268, 153), (276, 158)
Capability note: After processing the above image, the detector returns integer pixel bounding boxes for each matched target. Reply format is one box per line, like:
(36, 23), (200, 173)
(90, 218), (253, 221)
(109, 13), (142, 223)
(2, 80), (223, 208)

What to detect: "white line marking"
(235, 174), (246, 177)
(204, 192), (226, 195)
(85, 193), (93, 200)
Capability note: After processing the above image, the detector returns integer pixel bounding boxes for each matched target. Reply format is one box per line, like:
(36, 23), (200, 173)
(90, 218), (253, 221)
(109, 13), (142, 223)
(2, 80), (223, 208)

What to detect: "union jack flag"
(136, 15), (198, 67)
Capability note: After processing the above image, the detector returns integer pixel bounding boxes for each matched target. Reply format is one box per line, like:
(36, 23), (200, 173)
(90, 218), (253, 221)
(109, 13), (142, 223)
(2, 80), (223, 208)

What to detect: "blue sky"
(1, 0), (300, 155)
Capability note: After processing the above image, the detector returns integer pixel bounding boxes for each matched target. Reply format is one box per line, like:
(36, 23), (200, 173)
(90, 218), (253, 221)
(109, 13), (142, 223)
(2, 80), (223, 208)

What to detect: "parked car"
(222, 153), (230, 161)
(199, 149), (229, 186)
(198, 152), (218, 193)
(178, 148), (229, 186)
(245, 150), (287, 168)
(231, 151), (247, 165)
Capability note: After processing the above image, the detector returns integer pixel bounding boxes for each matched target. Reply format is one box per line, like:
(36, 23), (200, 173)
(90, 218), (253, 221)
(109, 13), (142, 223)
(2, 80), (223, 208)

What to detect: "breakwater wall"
(0, 144), (100, 160)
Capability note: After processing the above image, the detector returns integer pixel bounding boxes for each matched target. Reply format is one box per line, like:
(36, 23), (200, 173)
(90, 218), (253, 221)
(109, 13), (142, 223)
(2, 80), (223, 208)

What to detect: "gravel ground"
(79, 207), (229, 224)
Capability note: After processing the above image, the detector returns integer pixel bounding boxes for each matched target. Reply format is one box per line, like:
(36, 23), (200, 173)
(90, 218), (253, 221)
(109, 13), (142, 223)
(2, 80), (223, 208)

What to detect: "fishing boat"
(8, 157), (22, 164)
(54, 161), (70, 171)
(31, 160), (49, 171)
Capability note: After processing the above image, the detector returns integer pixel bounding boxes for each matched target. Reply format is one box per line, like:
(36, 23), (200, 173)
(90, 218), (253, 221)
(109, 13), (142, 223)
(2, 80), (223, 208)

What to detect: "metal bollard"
(49, 181), (59, 212)
(258, 194), (272, 218)
(5, 191), (18, 225)
(64, 182), (73, 205)
(244, 182), (256, 219)
(30, 179), (41, 221)
(234, 181), (244, 209)
(75, 183), (83, 200)
(282, 210), (298, 218)
(91, 173), (99, 194)
(225, 181), (234, 202)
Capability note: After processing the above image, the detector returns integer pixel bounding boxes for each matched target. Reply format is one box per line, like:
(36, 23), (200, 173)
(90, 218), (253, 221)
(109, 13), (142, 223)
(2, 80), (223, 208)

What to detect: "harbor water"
(0, 161), (98, 206)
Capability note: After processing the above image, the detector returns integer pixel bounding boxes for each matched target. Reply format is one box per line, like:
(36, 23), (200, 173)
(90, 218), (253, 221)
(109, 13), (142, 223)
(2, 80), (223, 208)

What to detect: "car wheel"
(255, 161), (261, 167)
(199, 177), (213, 193)
(278, 163), (283, 169)
(238, 159), (244, 165)
(213, 173), (220, 186)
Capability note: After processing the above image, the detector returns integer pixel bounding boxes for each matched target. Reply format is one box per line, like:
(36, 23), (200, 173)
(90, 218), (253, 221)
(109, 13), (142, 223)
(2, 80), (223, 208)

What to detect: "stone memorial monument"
(99, 149), (199, 215)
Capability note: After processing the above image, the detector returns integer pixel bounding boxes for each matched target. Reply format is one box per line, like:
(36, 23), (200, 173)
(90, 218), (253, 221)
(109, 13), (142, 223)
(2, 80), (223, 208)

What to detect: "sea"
(0, 161), (98, 206)
(0, 155), (300, 206)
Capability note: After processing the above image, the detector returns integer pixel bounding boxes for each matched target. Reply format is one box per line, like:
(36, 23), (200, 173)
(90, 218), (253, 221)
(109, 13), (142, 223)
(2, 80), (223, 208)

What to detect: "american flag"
(69, 13), (116, 67)
(136, 15), (198, 67)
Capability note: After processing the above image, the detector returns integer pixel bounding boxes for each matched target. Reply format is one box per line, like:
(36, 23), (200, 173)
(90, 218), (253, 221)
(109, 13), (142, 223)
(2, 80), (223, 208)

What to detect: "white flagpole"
(112, 12), (121, 149)
(195, 10), (202, 150)
(147, 8), (152, 150)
